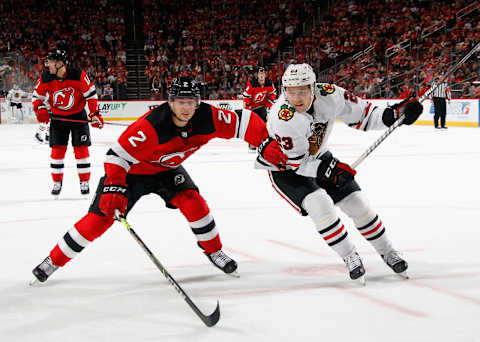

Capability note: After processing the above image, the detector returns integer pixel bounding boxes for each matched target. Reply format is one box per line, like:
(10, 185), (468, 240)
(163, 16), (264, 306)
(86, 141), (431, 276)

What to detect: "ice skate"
(34, 132), (44, 144)
(382, 250), (409, 279)
(205, 250), (239, 277)
(30, 256), (59, 286)
(80, 181), (90, 195)
(343, 251), (366, 285)
(51, 181), (62, 198)
(248, 144), (257, 153)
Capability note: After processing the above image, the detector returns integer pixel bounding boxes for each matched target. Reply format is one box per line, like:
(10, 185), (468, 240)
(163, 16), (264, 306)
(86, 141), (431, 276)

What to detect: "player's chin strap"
(351, 40), (480, 170)
(113, 210), (221, 327)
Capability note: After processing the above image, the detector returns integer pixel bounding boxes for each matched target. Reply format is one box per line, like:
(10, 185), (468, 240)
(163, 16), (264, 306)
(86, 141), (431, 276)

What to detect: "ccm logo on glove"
(103, 185), (127, 194)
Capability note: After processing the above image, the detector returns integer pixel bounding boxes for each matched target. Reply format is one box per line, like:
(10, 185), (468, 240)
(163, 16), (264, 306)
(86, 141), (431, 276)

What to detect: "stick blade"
(202, 300), (220, 327)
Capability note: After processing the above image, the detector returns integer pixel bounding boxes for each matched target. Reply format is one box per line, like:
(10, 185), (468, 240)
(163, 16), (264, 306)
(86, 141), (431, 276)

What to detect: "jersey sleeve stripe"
(242, 92), (251, 97)
(355, 102), (372, 130)
(110, 142), (139, 163)
(105, 154), (132, 171)
(237, 108), (251, 140)
(84, 88), (98, 99)
(232, 110), (241, 138)
(32, 90), (46, 100)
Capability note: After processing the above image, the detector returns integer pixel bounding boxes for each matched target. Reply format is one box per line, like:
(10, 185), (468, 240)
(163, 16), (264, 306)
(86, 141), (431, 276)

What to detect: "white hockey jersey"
(7, 88), (26, 104)
(257, 83), (389, 177)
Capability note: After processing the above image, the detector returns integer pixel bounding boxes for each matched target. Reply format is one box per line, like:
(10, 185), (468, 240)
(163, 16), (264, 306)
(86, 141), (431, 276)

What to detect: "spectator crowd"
(0, 0), (127, 99)
(0, 0), (478, 100)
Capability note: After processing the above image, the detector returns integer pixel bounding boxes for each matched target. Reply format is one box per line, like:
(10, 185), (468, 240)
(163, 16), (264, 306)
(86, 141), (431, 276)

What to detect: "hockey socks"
(171, 189), (221, 253)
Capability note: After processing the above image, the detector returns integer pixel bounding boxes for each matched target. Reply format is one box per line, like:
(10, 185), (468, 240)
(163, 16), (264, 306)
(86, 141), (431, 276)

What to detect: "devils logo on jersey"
(152, 146), (200, 167)
(53, 87), (75, 110)
(254, 92), (267, 103)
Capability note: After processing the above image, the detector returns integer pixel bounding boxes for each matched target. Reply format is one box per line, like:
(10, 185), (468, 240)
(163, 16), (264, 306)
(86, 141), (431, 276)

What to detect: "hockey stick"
(114, 210), (221, 327)
(351, 40), (480, 169)
(50, 116), (130, 126)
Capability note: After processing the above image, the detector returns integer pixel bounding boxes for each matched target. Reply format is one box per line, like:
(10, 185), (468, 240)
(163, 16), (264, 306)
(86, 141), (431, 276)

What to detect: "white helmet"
(282, 63), (316, 109)
(282, 63), (316, 89)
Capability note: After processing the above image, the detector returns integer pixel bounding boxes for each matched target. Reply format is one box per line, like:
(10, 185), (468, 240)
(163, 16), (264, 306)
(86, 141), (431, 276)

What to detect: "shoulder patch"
(278, 104), (295, 121)
(318, 83), (335, 96)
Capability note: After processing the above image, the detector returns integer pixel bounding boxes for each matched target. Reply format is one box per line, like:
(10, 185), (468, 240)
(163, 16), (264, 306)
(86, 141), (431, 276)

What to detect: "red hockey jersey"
(32, 68), (98, 116)
(242, 78), (277, 110)
(105, 102), (269, 177)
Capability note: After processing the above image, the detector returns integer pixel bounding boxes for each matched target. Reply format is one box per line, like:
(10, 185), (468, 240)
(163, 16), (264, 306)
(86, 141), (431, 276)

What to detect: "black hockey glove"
(317, 152), (356, 188)
(382, 99), (423, 127)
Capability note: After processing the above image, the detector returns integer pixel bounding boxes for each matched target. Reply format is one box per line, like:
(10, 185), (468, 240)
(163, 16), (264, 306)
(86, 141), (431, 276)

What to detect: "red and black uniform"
(242, 78), (276, 121)
(48, 102), (270, 267)
(32, 69), (98, 183)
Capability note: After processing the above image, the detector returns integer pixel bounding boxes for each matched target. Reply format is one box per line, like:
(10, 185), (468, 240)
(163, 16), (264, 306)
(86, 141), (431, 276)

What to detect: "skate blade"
(29, 278), (42, 286)
(355, 275), (366, 286)
(397, 271), (409, 280)
(52, 195), (59, 200)
(227, 270), (240, 278)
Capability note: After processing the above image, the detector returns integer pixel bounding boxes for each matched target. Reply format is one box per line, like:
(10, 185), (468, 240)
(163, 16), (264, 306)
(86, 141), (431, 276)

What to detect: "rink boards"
(1, 98), (479, 127)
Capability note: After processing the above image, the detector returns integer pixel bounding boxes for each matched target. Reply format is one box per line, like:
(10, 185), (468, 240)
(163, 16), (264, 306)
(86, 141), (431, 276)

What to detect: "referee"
(431, 76), (451, 129)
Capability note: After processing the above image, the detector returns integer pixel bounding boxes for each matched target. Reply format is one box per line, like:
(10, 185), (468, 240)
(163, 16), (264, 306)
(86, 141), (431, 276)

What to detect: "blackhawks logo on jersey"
(278, 104), (295, 121)
(308, 122), (328, 155)
(318, 83), (335, 96)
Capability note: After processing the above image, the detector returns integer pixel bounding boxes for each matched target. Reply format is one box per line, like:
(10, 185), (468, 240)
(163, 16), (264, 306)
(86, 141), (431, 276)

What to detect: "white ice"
(0, 123), (479, 342)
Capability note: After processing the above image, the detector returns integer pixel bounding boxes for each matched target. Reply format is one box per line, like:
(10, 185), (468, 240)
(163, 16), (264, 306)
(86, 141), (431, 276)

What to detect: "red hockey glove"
(88, 111), (104, 129)
(36, 108), (50, 124)
(99, 180), (128, 218)
(258, 137), (288, 169)
(317, 152), (356, 188)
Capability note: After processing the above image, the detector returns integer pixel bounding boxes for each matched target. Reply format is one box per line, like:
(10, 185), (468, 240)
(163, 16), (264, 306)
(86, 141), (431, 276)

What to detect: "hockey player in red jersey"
(243, 66), (277, 151)
(31, 77), (288, 283)
(243, 66), (277, 122)
(32, 49), (104, 197)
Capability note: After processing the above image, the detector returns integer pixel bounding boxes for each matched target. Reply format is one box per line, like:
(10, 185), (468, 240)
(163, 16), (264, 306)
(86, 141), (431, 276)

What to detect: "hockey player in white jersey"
(6, 84), (26, 122)
(257, 63), (423, 283)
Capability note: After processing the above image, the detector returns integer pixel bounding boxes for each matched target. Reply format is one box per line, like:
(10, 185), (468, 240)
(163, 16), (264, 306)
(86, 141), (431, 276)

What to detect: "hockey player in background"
(32, 49), (104, 197)
(6, 83), (26, 123)
(243, 66), (277, 151)
(257, 63), (423, 283)
(31, 77), (288, 284)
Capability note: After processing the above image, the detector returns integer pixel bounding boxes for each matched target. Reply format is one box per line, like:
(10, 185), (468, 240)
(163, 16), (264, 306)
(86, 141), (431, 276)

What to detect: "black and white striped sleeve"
(105, 142), (139, 172)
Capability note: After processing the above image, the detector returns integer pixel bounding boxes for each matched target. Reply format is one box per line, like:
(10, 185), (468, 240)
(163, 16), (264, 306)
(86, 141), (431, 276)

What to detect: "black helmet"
(168, 77), (201, 104)
(256, 66), (266, 73)
(47, 49), (68, 64)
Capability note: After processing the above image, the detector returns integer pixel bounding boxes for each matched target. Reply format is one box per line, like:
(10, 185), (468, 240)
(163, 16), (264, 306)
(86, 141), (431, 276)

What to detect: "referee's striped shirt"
(431, 80), (451, 99)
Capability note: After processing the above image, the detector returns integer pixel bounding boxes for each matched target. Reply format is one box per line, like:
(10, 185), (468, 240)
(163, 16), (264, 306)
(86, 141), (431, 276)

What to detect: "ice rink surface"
(0, 122), (479, 342)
